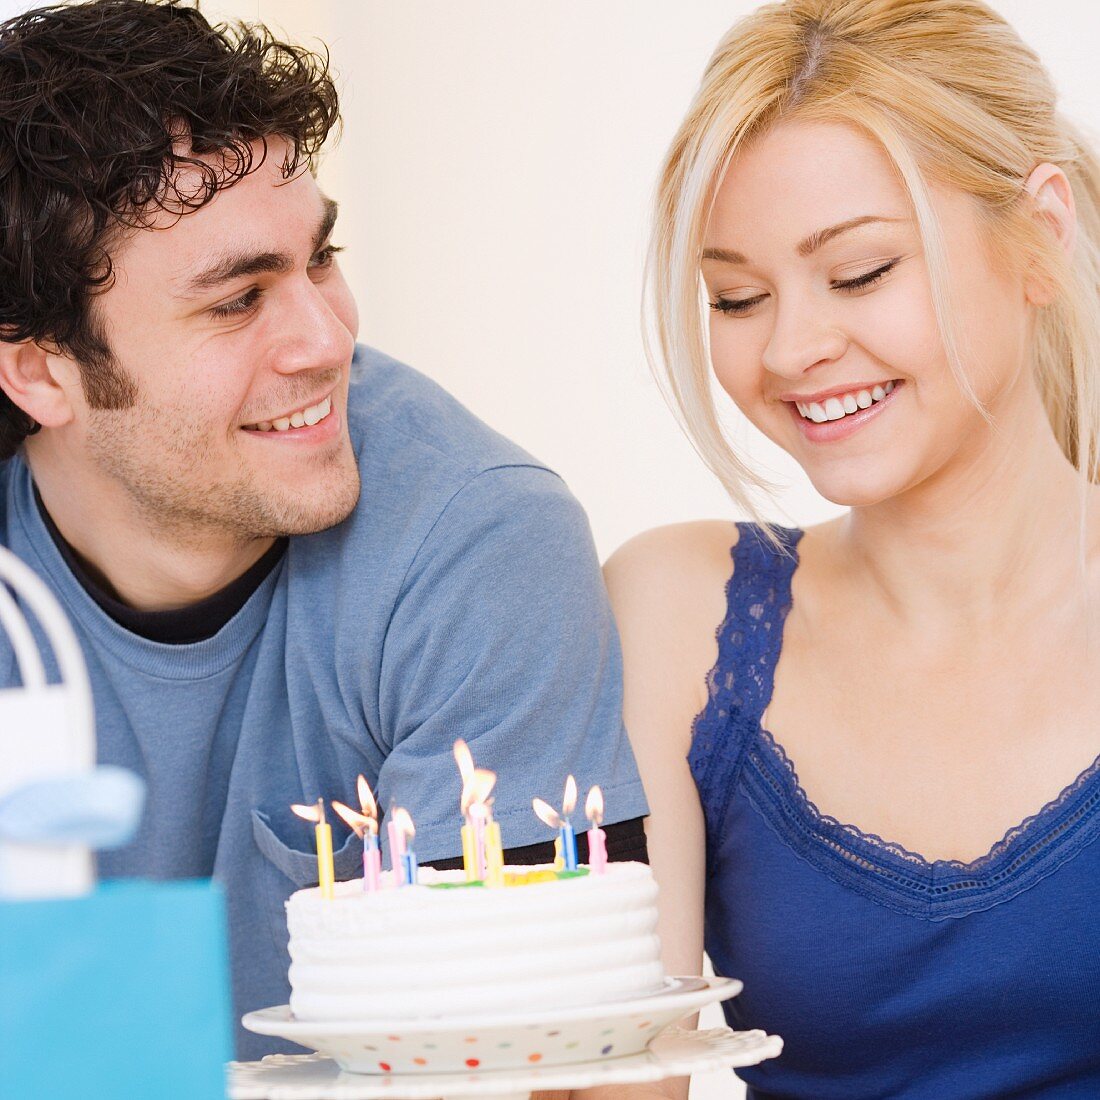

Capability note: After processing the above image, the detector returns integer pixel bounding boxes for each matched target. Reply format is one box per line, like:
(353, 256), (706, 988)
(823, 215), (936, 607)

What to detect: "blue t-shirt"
(0, 345), (648, 1058)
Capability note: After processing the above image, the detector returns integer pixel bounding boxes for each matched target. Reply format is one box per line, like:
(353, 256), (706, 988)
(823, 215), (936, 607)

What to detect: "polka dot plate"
(240, 975), (743, 1075)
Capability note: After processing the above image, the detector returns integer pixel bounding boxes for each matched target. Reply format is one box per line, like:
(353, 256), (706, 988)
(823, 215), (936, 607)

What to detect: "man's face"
(74, 138), (360, 542)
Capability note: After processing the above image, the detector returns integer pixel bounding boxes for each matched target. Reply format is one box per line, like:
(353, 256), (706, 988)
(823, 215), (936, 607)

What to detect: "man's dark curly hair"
(0, 0), (340, 460)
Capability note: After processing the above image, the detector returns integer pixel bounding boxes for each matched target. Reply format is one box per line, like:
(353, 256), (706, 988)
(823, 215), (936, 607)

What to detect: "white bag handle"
(0, 543), (96, 898)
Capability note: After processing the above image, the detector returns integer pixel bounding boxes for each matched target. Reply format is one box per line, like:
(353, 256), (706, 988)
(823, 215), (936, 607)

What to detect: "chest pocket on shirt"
(251, 807), (365, 889)
(250, 806), (365, 976)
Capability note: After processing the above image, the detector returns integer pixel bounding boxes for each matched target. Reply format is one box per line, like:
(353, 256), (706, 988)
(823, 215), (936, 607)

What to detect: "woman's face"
(703, 120), (1033, 508)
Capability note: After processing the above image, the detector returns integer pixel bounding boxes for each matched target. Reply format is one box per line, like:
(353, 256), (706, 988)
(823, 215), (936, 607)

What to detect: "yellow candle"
(553, 835), (564, 872)
(292, 799), (337, 900)
(461, 821), (480, 882)
(484, 820), (504, 887)
(316, 820), (335, 899)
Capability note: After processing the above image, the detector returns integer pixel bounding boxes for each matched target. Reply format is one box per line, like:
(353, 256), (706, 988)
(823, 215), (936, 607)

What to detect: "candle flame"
(585, 785), (604, 826)
(392, 806), (415, 840)
(332, 800), (377, 839)
(291, 798), (326, 825)
(460, 768), (497, 814)
(562, 774), (577, 816)
(532, 797), (562, 830)
(453, 739), (475, 783)
(356, 774), (378, 820)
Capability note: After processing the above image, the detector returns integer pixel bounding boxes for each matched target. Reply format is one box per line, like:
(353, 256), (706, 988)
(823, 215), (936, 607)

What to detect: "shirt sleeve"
(374, 463), (649, 863)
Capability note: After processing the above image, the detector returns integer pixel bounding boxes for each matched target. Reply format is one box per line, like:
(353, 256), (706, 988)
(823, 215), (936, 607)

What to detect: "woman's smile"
(785, 379), (903, 443)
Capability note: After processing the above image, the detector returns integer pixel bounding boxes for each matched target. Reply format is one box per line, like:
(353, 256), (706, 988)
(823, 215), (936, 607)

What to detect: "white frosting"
(286, 862), (665, 1020)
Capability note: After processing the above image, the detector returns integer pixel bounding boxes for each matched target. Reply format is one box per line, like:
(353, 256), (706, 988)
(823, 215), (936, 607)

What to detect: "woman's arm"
(590, 523), (735, 1100)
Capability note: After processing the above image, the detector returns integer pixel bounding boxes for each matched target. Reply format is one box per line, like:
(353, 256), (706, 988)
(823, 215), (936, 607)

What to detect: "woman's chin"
(805, 468), (911, 509)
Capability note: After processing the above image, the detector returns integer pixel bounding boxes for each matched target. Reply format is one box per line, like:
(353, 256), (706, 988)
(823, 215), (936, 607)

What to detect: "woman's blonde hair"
(646, 0), (1100, 520)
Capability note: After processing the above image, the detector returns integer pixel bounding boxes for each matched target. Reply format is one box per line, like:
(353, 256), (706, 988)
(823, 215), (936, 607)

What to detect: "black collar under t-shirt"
(34, 487), (287, 645)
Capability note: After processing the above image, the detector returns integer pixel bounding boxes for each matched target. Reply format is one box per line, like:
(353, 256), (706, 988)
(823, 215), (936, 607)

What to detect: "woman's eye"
(709, 293), (767, 315)
(210, 287), (262, 320)
(831, 257), (900, 293)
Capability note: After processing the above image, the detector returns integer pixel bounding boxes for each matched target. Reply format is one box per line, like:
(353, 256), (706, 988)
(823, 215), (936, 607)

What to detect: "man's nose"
(270, 279), (354, 376)
(760, 293), (848, 379)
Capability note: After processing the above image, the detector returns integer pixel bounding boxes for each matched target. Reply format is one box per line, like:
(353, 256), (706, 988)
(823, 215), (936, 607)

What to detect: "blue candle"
(390, 807), (416, 887)
(558, 821), (578, 871)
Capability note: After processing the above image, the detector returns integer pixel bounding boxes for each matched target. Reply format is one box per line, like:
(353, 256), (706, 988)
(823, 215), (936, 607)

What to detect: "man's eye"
(310, 243), (345, 269)
(210, 287), (262, 319)
(709, 294), (766, 315)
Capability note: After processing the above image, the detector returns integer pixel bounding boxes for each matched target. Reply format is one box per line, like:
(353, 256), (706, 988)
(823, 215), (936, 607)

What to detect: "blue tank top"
(691, 524), (1100, 1098)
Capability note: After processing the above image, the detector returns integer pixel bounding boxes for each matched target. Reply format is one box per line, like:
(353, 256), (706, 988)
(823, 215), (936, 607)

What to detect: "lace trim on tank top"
(689, 522), (1100, 921)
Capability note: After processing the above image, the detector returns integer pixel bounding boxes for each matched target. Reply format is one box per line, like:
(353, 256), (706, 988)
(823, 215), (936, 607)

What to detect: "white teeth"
(248, 396), (332, 433)
(796, 382), (899, 423)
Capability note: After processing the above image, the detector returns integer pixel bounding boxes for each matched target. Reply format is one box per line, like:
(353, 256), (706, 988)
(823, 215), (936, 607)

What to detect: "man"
(0, 0), (648, 1057)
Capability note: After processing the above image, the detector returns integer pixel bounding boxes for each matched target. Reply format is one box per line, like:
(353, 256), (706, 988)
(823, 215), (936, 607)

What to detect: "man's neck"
(27, 451), (277, 612)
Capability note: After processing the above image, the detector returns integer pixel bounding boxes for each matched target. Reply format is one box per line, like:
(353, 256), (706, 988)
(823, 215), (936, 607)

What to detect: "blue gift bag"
(0, 878), (232, 1099)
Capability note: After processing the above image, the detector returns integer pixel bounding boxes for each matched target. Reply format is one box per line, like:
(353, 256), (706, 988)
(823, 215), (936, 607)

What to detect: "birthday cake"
(286, 861), (664, 1021)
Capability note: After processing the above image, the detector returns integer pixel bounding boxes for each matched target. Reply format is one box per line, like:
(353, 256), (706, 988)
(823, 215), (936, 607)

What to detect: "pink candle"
(587, 825), (608, 874)
(472, 805), (487, 879)
(585, 785), (608, 874)
(363, 832), (382, 891)
(333, 777), (383, 892)
(388, 815), (407, 886)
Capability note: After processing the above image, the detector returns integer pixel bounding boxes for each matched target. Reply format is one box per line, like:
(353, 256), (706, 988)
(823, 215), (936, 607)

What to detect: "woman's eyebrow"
(702, 214), (910, 265)
(796, 214), (909, 256)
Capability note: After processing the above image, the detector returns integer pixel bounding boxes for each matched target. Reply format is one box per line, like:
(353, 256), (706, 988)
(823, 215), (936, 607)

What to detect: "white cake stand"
(231, 977), (782, 1100)
(228, 1026), (781, 1100)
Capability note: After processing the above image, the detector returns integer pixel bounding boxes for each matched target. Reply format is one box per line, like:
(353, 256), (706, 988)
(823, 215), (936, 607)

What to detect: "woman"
(605, 1), (1100, 1096)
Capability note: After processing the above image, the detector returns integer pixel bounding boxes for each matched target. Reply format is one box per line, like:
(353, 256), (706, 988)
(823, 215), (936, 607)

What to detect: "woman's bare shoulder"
(604, 520), (739, 624)
(604, 522), (739, 746)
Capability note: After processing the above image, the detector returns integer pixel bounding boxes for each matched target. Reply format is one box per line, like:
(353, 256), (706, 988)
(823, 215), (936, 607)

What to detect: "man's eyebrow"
(701, 215), (909, 266)
(176, 197), (340, 298)
(313, 197), (339, 254)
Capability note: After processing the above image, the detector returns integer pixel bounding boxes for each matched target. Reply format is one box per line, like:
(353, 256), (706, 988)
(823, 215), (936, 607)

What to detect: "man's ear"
(0, 340), (79, 429)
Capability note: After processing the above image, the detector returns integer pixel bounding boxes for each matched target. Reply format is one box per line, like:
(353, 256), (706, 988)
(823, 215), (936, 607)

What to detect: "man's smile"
(242, 394), (333, 433)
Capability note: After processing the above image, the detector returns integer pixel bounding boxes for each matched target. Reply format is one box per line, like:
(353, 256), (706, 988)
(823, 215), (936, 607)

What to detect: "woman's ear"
(0, 339), (79, 430)
(1023, 163), (1076, 306)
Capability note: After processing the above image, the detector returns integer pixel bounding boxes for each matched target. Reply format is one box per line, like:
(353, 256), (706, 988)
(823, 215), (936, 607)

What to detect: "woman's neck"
(836, 384), (1097, 630)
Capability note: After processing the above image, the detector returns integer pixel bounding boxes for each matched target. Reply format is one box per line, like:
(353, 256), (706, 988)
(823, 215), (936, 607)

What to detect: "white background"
(201, 0), (1100, 558)
(3, 1), (1098, 1094)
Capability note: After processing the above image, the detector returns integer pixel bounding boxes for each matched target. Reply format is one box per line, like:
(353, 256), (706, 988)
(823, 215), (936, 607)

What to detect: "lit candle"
(291, 798), (335, 900)
(393, 807), (417, 887)
(387, 804), (409, 886)
(455, 740), (479, 880)
(484, 819), (504, 887)
(559, 775), (578, 871)
(533, 796), (565, 870)
(585, 785), (607, 874)
(332, 775), (382, 892)
(456, 741), (499, 882)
